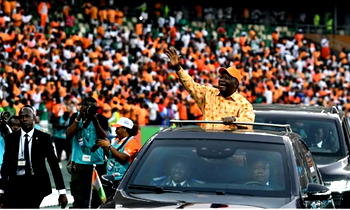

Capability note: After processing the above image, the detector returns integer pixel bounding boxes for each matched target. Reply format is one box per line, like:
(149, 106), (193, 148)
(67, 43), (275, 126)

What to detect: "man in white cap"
(96, 117), (141, 206)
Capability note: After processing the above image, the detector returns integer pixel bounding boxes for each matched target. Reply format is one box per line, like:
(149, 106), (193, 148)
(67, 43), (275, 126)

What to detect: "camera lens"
(87, 105), (98, 115)
(0, 111), (10, 121)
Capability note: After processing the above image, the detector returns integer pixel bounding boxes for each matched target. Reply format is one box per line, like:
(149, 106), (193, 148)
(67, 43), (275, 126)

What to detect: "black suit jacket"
(0, 129), (65, 197)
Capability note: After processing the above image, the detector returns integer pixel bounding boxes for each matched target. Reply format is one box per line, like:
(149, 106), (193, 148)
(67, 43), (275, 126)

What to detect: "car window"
(293, 140), (321, 193)
(342, 119), (350, 153)
(128, 139), (290, 197)
(293, 141), (309, 191)
(298, 141), (321, 184)
(255, 115), (341, 155)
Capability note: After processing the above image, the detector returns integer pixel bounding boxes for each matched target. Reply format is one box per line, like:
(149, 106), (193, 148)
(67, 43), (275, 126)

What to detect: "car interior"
(254, 116), (340, 154)
(130, 141), (287, 193)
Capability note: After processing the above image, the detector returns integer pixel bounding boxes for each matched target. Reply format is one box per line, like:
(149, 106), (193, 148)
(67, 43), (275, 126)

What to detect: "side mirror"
(305, 183), (331, 201)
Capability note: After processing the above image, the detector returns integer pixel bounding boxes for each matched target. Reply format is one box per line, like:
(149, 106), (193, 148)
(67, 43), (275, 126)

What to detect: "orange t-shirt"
(90, 6), (98, 19)
(3, 1), (12, 16)
(107, 9), (115, 23)
(115, 10), (123, 25)
(117, 137), (141, 163)
(178, 102), (188, 120)
(137, 108), (149, 126)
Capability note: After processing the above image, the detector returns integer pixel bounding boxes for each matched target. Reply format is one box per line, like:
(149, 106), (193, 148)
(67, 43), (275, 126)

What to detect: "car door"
(293, 139), (334, 208)
(341, 117), (350, 154)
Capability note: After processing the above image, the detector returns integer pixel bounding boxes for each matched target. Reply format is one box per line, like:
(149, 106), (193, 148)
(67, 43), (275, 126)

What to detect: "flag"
(91, 168), (107, 203)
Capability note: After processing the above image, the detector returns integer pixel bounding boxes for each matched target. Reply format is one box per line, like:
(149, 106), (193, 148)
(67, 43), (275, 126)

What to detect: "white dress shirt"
(17, 128), (34, 176)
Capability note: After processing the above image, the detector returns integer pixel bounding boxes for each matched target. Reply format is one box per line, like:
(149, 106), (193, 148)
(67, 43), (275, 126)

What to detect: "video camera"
(0, 111), (11, 137)
(0, 111), (10, 122)
(86, 105), (98, 116)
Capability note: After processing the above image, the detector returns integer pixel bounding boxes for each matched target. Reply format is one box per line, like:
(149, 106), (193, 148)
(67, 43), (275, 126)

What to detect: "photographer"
(66, 97), (109, 208)
(0, 111), (11, 137)
(7, 115), (21, 132)
(0, 111), (11, 170)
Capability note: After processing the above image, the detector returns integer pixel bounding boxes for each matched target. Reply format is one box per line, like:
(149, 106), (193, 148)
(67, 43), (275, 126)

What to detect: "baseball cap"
(113, 117), (134, 129)
(241, 31), (247, 36)
(218, 66), (242, 82)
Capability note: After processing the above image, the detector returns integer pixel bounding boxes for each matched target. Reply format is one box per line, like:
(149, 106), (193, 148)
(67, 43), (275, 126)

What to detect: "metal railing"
(169, 120), (292, 133)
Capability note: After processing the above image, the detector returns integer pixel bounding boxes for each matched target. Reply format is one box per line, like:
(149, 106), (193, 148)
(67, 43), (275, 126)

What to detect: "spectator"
(147, 95), (160, 125)
(66, 96), (109, 208)
(321, 38), (331, 60)
(65, 13), (76, 36)
(0, 0), (349, 130)
(37, 1), (50, 30)
(3, 100), (16, 117)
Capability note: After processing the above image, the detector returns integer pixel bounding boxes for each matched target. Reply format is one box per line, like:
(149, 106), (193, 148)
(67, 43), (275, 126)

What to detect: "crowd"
(0, 0), (349, 132)
(0, 0), (349, 208)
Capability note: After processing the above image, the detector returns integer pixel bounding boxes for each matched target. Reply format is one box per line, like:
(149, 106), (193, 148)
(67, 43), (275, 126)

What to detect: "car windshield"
(127, 139), (290, 197)
(255, 115), (343, 159)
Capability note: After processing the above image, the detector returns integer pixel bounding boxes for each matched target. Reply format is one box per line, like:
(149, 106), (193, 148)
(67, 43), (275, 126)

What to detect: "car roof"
(153, 125), (292, 144)
(253, 104), (343, 121)
(253, 104), (342, 116)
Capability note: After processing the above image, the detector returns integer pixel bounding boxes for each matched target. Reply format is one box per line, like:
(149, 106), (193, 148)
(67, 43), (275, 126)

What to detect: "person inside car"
(150, 156), (204, 187)
(310, 126), (338, 152)
(312, 127), (326, 149)
(245, 159), (272, 187)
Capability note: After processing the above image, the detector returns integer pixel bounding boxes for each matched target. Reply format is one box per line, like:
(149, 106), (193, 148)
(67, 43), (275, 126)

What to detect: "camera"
(86, 105), (98, 116)
(0, 111), (10, 122)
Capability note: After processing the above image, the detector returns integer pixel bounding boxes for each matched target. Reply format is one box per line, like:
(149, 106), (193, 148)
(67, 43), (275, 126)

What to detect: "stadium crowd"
(0, 0), (349, 134)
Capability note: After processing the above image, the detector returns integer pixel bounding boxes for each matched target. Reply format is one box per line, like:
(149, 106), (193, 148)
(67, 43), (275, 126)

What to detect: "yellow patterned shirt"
(177, 68), (255, 130)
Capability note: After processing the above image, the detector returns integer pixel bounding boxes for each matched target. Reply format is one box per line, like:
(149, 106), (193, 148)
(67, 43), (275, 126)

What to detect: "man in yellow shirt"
(165, 47), (254, 129)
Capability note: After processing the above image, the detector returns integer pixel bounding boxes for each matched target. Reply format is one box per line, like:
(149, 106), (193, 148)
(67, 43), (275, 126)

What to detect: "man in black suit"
(150, 157), (204, 187)
(245, 159), (272, 188)
(0, 105), (68, 208)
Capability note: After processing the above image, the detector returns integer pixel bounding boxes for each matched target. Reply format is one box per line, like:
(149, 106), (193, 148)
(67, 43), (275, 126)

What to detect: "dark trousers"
(53, 136), (72, 161)
(4, 175), (45, 208)
(70, 163), (106, 208)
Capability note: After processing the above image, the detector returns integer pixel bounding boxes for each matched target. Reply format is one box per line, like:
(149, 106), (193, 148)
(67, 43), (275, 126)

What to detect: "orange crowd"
(0, 0), (349, 133)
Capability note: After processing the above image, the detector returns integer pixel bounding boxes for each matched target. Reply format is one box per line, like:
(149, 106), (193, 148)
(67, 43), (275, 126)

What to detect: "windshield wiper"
(214, 190), (256, 196)
(179, 189), (255, 197)
(128, 184), (182, 194)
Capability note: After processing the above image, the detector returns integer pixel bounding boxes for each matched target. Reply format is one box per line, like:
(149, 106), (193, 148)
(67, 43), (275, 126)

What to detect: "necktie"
(24, 134), (31, 175)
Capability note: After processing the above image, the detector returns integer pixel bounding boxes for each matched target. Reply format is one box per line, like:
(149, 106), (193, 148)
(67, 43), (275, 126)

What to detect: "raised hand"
(165, 47), (180, 67)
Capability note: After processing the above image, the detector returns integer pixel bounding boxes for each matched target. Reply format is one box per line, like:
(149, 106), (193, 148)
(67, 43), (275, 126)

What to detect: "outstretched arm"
(165, 47), (207, 111)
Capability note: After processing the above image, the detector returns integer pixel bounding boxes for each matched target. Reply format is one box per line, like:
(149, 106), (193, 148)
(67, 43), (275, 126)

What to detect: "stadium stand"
(0, 0), (349, 134)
